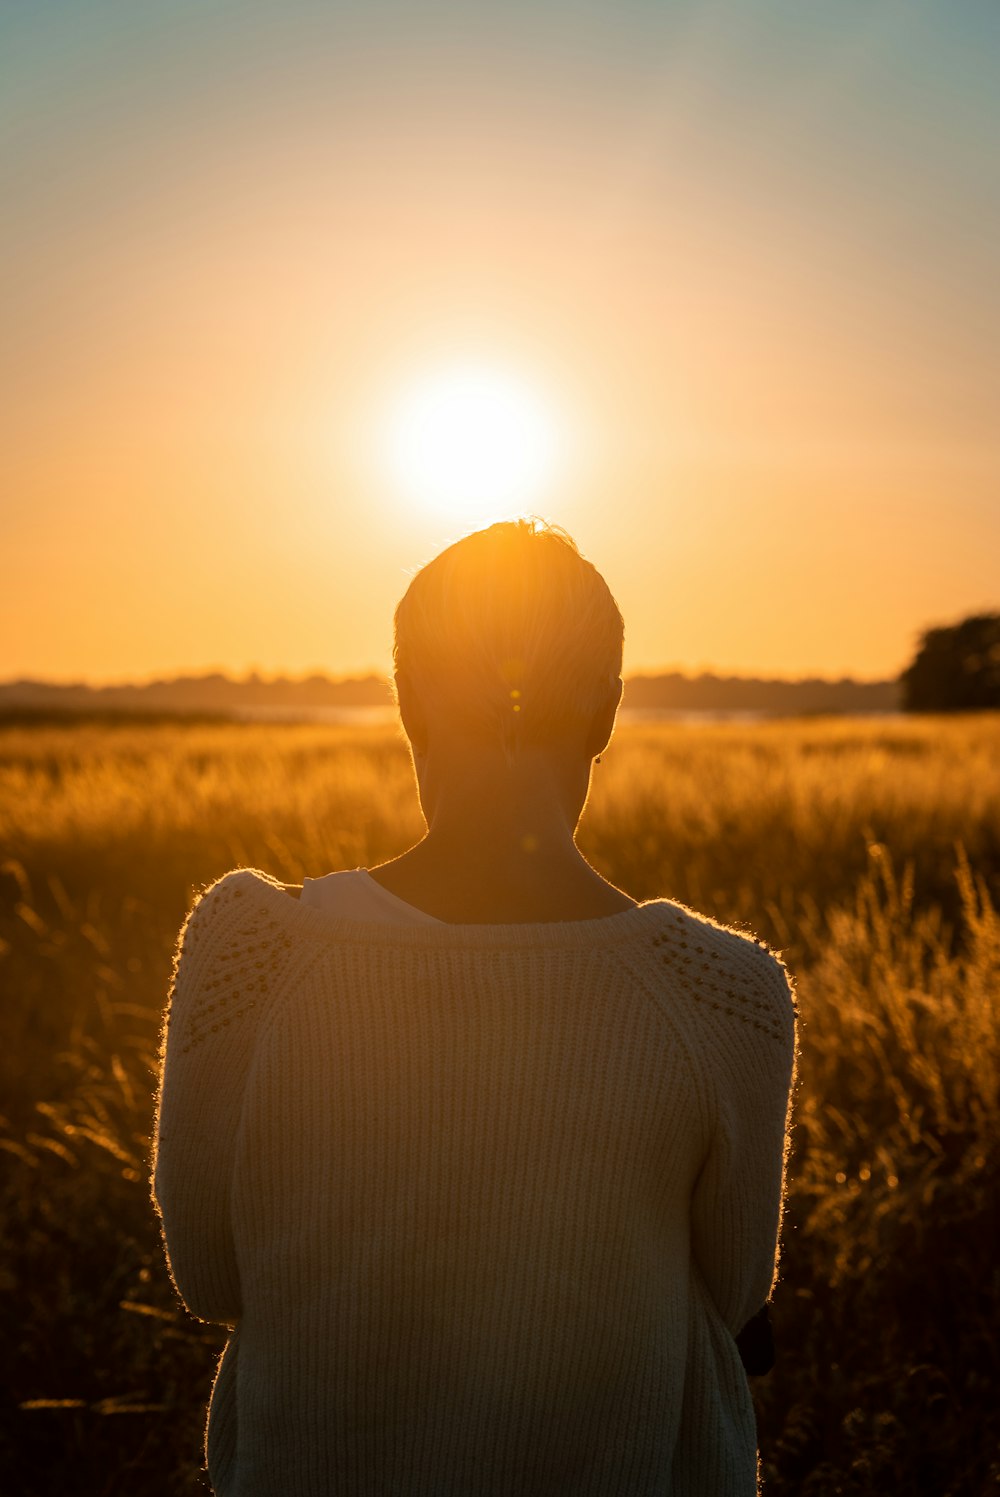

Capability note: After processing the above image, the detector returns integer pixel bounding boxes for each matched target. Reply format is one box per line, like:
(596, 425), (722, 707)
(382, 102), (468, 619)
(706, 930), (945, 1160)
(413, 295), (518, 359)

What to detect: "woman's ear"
(394, 670), (429, 757)
(586, 677), (623, 759)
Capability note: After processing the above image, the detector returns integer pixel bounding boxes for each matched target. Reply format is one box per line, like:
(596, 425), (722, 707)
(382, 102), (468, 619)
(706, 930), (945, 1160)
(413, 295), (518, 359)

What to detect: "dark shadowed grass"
(1, 715), (998, 1494)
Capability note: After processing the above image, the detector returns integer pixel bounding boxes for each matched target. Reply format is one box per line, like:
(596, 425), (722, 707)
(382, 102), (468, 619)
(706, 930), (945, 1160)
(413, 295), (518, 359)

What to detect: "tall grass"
(1, 715), (998, 1494)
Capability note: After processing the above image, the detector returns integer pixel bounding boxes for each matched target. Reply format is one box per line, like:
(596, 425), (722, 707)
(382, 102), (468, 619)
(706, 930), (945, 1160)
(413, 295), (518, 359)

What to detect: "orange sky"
(3, 1), (998, 684)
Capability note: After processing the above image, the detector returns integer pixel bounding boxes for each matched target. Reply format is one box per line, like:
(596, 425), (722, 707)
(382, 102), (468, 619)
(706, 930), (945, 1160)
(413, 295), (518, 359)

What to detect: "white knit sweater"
(153, 868), (796, 1497)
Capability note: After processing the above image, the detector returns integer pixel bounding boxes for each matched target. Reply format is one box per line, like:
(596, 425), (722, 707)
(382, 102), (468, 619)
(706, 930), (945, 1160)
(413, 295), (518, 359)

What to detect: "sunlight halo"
(380, 361), (565, 522)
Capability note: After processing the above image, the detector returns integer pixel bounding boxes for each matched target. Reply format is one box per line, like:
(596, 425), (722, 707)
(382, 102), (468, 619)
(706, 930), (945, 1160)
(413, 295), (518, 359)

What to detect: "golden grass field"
(1, 714), (998, 1495)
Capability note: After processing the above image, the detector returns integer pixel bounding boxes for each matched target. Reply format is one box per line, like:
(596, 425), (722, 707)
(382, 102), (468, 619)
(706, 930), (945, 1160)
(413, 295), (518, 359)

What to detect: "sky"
(3, 0), (999, 684)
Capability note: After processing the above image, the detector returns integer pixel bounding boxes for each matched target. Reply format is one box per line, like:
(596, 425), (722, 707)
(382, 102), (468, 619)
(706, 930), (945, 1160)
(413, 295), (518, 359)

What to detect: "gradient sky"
(3, 0), (999, 683)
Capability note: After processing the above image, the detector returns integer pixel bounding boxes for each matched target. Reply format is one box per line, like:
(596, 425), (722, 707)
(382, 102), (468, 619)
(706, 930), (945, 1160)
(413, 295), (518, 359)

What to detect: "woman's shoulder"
(178, 867), (295, 953)
(640, 897), (797, 1035)
(165, 870), (300, 1053)
(191, 865), (286, 909)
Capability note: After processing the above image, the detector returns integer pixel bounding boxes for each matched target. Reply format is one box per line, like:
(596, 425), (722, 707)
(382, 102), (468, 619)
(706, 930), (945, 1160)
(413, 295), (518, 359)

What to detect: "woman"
(153, 519), (796, 1496)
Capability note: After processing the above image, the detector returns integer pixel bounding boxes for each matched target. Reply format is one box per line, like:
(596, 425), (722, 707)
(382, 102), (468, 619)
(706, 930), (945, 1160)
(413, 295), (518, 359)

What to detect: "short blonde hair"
(393, 519), (624, 754)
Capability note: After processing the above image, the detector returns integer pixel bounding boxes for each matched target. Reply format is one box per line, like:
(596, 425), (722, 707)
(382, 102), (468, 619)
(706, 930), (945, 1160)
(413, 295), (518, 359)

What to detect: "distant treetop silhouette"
(902, 613), (1000, 711)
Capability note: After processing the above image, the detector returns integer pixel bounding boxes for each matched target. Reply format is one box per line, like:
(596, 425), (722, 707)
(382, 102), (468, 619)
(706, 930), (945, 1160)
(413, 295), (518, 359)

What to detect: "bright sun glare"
(382, 361), (564, 520)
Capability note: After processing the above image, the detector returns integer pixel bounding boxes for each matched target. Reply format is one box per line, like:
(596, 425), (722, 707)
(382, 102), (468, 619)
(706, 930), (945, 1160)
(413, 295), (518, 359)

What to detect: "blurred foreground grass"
(1, 715), (998, 1495)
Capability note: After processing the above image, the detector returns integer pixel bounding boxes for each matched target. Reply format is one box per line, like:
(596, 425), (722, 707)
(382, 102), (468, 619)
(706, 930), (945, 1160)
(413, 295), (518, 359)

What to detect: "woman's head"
(393, 519), (624, 759)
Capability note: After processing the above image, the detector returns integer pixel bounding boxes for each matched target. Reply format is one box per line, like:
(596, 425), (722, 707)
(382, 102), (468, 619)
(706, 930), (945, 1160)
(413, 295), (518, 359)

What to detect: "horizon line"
(0, 665), (902, 690)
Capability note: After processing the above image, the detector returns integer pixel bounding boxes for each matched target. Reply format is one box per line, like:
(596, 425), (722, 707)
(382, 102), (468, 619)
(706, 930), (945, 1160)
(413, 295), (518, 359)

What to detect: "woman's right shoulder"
(641, 898), (797, 1041)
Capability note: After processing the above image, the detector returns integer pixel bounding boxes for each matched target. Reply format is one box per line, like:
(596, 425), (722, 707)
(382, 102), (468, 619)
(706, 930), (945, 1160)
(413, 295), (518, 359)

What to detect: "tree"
(901, 613), (1000, 711)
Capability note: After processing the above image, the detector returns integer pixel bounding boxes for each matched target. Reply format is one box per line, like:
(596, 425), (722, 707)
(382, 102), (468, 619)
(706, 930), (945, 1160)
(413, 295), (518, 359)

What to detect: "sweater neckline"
(236, 868), (672, 951)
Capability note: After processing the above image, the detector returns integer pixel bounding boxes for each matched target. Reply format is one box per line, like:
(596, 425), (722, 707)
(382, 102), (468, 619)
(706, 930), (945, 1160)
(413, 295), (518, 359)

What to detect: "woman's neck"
(370, 744), (634, 923)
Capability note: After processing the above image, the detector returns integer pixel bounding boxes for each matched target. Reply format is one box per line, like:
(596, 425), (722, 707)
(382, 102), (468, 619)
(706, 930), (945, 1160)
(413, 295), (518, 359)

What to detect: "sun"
(381, 360), (564, 521)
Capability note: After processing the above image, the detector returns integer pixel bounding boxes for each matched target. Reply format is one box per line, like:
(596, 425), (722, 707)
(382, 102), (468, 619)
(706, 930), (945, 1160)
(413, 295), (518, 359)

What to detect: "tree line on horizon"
(0, 669), (901, 716)
(0, 613), (996, 716)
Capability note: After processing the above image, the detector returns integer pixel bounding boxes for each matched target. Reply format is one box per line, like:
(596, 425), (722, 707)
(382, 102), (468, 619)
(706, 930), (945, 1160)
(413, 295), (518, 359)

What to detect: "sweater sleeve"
(689, 945), (797, 1337)
(152, 869), (290, 1325)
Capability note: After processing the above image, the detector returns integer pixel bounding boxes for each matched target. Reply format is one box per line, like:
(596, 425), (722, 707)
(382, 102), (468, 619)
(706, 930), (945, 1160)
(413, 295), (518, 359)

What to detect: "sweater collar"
(229, 867), (674, 951)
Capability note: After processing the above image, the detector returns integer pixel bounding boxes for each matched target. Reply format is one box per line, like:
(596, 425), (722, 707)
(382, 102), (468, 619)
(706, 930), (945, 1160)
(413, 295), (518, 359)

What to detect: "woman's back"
(154, 868), (795, 1497)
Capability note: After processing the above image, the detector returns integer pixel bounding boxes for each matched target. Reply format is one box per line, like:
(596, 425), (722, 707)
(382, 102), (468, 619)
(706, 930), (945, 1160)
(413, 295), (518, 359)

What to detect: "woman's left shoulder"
(168, 868), (299, 1038)
(189, 865), (282, 915)
(176, 867), (293, 958)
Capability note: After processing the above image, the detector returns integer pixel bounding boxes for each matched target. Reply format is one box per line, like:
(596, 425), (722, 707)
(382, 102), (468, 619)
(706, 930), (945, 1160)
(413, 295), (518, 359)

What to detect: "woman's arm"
(152, 869), (280, 1325)
(689, 947), (797, 1337)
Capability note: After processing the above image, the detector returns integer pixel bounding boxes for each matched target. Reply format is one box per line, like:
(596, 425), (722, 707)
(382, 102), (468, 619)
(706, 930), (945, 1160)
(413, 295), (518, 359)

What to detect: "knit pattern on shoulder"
(165, 869), (296, 1054)
(646, 904), (798, 1047)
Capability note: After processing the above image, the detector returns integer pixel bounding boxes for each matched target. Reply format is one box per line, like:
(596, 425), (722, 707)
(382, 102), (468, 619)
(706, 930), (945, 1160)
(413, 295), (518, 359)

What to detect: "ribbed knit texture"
(153, 868), (796, 1497)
